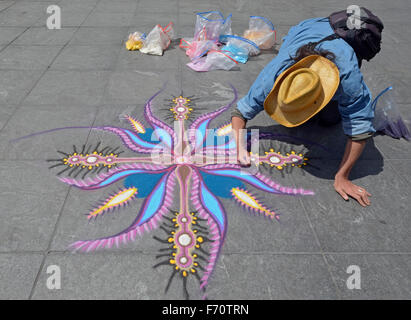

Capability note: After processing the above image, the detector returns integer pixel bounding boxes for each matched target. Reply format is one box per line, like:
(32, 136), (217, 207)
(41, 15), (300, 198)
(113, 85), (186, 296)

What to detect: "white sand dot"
(86, 156), (98, 163)
(178, 233), (192, 247)
(269, 156), (280, 164)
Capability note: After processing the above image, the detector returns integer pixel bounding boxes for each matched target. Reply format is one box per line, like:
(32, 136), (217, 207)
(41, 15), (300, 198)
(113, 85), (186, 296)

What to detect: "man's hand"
(334, 138), (372, 207)
(334, 175), (371, 207)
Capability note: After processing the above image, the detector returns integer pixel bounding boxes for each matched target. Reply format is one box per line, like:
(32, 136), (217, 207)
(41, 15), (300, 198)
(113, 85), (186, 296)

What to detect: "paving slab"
(0, 253), (43, 300)
(82, 12), (135, 27)
(12, 27), (77, 46)
(0, 44), (62, 70)
(325, 254), (411, 299)
(206, 253), (338, 299)
(0, 26), (26, 45)
(50, 44), (121, 70)
(0, 103), (17, 130)
(31, 252), (204, 299)
(0, 1), (15, 13)
(94, 1), (138, 14)
(103, 70), (180, 105)
(58, 0), (98, 12)
(290, 160), (411, 253)
(69, 26), (128, 46)
(0, 160), (68, 251)
(0, 1), (48, 27)
(0, 70), (43, 104)
(0, 104), (97, 160)
(34, 9), (94, 28)
(23, 70), (111, 106)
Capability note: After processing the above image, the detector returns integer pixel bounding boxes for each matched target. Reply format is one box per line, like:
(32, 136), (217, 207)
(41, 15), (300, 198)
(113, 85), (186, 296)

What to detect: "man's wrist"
(335, 171), (349, 180)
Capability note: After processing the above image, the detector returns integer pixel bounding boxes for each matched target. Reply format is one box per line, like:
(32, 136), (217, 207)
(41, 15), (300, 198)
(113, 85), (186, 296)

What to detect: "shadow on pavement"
(248, 120), (384, 181)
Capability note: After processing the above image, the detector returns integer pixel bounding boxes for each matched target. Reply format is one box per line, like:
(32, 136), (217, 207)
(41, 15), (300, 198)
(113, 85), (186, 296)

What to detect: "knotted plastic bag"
(243, 16), (276, 50)
(372, 86), (411, 140)
(140, 22), (174, 56)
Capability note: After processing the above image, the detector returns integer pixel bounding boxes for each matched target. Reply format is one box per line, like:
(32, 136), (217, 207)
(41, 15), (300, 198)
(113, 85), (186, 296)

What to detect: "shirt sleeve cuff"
(231, 107), (248, 122)
(347, 132), (374, 141)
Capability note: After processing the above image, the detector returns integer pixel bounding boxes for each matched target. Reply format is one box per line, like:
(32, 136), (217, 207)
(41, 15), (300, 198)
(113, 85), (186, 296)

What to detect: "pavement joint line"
(0, 26), (30, 54)
(26, 0), (105, 300)
(371, 139), (411, 184)
(383, 158), (410, 186)
(0, 1), (18, 14)
(27, 185), (72, 299)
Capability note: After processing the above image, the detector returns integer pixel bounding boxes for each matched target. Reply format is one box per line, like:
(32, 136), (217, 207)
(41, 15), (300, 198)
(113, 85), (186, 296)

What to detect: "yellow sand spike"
(231, 187), (277, 219)
(88, 187), (138, 219)
(216, 123), (232, 136)
(124, 115), (145, 134)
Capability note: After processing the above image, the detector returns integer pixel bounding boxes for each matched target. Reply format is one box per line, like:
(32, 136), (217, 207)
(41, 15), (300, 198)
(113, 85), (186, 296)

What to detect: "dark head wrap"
(329, 7), (384, 65)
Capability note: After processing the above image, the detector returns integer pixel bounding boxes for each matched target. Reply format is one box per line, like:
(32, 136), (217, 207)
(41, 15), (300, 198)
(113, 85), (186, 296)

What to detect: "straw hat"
(264, 55), (340, 127)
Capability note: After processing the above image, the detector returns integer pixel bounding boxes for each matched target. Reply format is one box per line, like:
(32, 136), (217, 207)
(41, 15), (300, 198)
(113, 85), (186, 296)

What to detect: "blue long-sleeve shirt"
(236, 17), (375, 137)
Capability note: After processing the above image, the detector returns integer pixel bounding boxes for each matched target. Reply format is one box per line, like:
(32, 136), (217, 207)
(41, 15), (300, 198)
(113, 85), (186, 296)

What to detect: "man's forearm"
(335, 138), (367, 179)
(231, 115), (251, 166)
(232, 116), (247, 148)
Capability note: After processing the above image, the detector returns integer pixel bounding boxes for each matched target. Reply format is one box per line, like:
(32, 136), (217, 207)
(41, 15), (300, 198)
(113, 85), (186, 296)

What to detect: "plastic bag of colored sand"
(125, 31), (145, 51)
(187, 49), (238, 72)
(140, 22), (174, 56)
(373, 86), (411, 140)
(243, 16), (276, 49)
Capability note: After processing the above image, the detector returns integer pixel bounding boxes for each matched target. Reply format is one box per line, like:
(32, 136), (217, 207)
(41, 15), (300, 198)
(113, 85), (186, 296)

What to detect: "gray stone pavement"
(0, 0), (410, 300)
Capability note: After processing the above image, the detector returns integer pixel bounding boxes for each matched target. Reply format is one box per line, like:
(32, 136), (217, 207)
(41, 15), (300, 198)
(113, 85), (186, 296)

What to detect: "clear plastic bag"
(221, 35), (260, 56)
(179, 38), (219, 61)
(221, 42), (249, 64)
(243, 16), (276, 50)
(125, 31), (145, 51)
(194, 11), (225, 41)
(372, 86), (411, 140)
(220, 13), (233, 37)
(187, 49), (238, 72)
(140, 22), (174, 56)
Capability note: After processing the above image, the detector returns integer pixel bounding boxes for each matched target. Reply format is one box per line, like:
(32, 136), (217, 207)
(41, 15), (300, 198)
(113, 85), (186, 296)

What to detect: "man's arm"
(334, 138), (371, 207)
